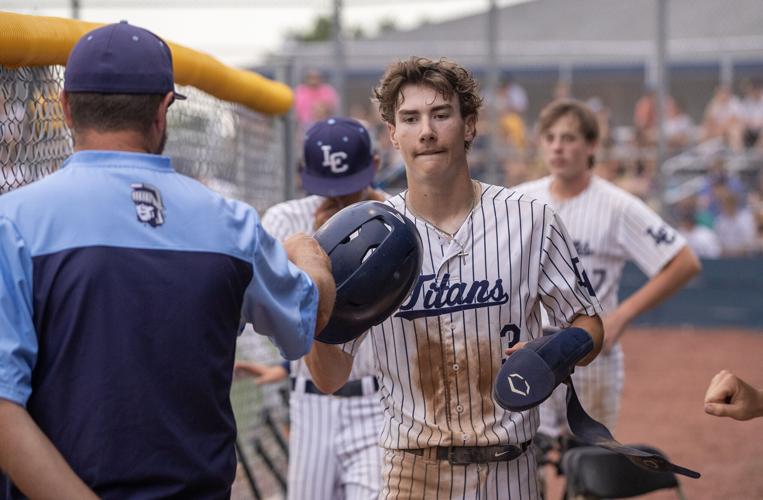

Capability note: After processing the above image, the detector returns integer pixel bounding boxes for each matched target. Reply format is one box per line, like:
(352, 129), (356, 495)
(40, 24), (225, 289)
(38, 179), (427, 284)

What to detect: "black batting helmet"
(313, 201), (423, 344)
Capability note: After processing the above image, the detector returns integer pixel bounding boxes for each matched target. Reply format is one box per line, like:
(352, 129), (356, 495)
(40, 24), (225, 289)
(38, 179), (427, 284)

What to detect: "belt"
(290, 377), (379, 398)
(404, 440), (532, 465)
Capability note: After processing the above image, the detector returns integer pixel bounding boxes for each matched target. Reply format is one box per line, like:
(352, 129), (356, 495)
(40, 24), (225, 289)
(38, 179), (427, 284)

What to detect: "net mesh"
(0, 64), (289, 500)
(0, 66), (71, 193)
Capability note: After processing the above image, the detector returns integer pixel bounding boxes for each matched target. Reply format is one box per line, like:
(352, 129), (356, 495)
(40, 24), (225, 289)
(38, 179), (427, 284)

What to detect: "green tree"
(290, 15), (366, 42)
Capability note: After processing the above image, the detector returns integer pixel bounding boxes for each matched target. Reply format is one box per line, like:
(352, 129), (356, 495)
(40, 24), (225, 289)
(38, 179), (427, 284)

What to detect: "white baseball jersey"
(342, 182), (600, 448)
(259, 194), (384, 500)
(340, 182), (600, 499)
(514, 175), (686, 432)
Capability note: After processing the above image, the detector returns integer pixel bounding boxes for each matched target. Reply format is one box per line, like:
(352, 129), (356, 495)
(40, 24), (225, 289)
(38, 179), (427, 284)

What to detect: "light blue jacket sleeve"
(0, 217), (37, 405)
(241, 223), (317, 360)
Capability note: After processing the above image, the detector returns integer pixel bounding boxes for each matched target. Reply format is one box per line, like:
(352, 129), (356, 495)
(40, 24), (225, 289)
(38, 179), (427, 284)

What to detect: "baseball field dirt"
(544, 326), (763, 500)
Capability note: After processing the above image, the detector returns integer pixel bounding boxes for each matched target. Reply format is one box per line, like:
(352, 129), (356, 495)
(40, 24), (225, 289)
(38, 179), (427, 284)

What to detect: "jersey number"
(500, 324), (521, 364)
(571, 257), (596, 297)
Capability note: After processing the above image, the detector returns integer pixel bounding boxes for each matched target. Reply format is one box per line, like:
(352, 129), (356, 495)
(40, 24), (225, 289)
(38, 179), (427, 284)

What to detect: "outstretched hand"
(704, 369), (763, 421)
(283, 233), (335, 334)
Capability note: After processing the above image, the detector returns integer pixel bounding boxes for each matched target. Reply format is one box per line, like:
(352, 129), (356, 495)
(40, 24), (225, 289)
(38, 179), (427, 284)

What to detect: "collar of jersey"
(62, 150), (174, 172)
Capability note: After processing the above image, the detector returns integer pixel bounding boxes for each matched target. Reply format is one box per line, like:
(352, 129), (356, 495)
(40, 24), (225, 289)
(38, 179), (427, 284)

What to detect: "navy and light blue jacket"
(0, 151), (317, 499)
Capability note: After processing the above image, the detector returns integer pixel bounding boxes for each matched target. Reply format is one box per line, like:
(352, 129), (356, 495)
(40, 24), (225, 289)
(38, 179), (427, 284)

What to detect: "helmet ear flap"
(314, 201), (423, 344)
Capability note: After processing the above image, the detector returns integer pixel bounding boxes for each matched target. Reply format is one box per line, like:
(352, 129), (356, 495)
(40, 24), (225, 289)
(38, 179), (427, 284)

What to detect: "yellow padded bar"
(0, 11), (293, 115)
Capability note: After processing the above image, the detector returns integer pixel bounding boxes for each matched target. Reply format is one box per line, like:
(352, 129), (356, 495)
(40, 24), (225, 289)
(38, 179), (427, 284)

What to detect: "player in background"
(513, 99), (701, 436)
(0, 22), (334, 499)
(236, 117), (386, 500)
(303, 57), (604, 499)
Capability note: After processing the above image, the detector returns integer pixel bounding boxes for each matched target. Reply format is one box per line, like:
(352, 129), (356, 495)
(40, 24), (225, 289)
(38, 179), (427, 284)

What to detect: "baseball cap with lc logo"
(302, 117), (374, 197)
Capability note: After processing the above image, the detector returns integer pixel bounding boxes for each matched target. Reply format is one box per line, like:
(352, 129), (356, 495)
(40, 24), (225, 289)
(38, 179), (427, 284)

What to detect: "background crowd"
(294, 69), (763, 259)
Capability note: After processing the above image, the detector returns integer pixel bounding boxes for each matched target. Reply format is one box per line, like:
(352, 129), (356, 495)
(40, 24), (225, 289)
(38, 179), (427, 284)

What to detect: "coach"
(0, 21), (334, 499)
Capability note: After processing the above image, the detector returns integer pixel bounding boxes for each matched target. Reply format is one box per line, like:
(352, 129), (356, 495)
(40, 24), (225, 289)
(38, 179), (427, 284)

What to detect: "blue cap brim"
(301, 163), (375, 197)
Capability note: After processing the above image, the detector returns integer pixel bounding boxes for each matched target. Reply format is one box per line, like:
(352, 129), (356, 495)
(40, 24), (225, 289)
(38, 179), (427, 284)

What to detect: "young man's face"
(387, 83), (476, 179)
(540, 113), (596, 182)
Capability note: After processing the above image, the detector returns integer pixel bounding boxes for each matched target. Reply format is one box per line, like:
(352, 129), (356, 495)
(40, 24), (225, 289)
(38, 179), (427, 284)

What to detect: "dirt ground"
(544, 326), (763, 500)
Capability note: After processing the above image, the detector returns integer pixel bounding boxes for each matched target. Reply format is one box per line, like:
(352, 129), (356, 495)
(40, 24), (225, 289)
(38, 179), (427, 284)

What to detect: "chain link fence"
(0, 65), (71, 193)
(1, 63), (290, 500)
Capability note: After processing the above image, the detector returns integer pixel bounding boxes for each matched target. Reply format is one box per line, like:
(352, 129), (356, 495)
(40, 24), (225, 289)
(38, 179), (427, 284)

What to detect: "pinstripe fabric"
(514, 175), (686, 432)
(261, 195), (385, 500)
(287, 391), (383, 500)
(338, 182), (600, 497)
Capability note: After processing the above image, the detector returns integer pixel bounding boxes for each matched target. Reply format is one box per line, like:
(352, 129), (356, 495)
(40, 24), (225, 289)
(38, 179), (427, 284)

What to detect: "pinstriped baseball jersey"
(342, 181), (601, 450)
(262, 195), (377, 381)
(514, 175), (686, 431)
(513, 175), (686, 316)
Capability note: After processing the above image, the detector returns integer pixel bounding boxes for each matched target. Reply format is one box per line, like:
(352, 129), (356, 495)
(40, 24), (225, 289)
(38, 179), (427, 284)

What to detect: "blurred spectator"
(498, 73), (528, 116)
(294, 69), (338, 131)
(633, 86), (677, 147)
(500, 112), (526, 153)
(701, 83), (743, 149)
(664, 99), (696, 151)
(675, 197), (722, 258)
(739, 78), (763, 150)
(698, 157), (747, 220)
(633, 86), (657, 146)
(713, 186), (758, 256)
(496, 74), (529, 157)
(747, 172), (763, 252)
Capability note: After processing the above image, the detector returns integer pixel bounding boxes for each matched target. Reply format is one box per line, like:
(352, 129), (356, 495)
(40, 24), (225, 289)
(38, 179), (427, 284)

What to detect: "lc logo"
(646, 226), (676, 246)
(321, 145), (349, 174)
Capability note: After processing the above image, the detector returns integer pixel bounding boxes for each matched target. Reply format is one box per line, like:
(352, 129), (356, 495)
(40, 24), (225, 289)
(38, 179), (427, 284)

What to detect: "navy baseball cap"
(493, 327), (593, 412)
(302, 117), (374, 197)
(64, 21), (186, 100)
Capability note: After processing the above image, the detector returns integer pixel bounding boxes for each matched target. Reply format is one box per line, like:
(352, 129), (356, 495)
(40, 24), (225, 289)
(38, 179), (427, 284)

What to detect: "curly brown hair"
(373, 57), (483, 149)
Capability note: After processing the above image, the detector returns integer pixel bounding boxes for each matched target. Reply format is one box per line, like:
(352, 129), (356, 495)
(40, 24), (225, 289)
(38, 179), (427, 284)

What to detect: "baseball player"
(513, 98), (701, 435)
(0, 23), (334, 499)
(303, 57), (605, 499)
(236, 117), (386, 500)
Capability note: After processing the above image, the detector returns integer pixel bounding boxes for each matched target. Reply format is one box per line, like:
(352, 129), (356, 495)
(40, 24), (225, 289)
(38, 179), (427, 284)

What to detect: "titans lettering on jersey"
(396, 273), (509, 319)
(342, 183), (601, 451)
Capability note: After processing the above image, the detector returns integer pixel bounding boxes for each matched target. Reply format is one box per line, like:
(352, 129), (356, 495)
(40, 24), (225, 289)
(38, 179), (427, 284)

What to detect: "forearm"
(571, 313), (604, 365)
(283, 235), (336, 335)
(0, 400), (97, 500)
(306, 265), (336, 335)
(617, 246), (701, 324)
(304, 341), (353, 394)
